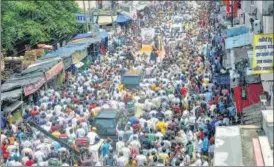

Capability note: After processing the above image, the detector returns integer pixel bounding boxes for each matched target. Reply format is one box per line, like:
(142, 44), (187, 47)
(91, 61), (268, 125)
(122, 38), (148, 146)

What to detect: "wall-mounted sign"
(252, 33), (274, 74)
(24, 76), (46, 96)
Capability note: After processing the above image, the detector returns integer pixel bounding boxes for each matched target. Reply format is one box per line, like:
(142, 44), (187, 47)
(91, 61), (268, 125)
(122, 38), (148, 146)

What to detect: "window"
(251, 1), (255, 5)
(94, 119), (115, 128)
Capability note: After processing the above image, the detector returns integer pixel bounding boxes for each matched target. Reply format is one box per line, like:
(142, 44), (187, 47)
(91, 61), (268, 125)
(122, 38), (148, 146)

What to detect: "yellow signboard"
(252, 33), (274, 74)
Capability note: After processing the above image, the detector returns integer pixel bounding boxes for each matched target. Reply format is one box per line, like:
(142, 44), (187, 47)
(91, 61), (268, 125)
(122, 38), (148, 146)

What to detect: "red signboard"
(234, 83), (264, 113)
(24, 76), (46, 96)
(45, 62), (64, 81)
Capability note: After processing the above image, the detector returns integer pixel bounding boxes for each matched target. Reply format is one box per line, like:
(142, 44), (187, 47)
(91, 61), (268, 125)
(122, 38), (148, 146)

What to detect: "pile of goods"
(23, 49), (45, 69)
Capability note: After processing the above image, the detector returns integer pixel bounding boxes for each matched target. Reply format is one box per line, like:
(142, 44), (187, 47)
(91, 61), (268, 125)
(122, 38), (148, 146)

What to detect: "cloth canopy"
(97, 16), (117, 25)
(1, 88), (22, 102)
(3, 101), (23, 113)
(115, 14), (132, 23)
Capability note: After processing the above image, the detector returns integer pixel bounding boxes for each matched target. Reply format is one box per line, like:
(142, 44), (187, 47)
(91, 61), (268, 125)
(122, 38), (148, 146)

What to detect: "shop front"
(45, 61), (65, 90)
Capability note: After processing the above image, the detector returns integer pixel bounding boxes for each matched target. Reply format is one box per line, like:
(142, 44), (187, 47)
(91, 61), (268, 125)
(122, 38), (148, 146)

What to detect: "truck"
(122, 70), (143, 89)
(91, 109), (127, 141)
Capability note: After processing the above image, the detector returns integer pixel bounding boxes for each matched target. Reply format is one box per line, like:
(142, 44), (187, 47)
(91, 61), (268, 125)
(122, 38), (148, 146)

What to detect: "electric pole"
(88, 1), (92, 32)
(231, 0), (234, 27)
(83, 0), (89, 32)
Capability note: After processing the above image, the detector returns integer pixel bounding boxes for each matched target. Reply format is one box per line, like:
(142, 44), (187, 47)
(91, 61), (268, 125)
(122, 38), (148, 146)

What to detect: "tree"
(1, 0), (83, 55)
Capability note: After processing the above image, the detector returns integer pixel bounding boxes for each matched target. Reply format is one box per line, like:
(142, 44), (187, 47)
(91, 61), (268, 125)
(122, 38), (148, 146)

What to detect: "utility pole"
(231, 0), (234, 27)
(88, 1), (92, 32)
(111, 0), (115, 31)
(83, 0), (89, 32)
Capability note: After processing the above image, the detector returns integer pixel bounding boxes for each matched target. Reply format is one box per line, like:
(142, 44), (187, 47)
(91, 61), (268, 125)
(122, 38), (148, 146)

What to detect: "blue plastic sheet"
(115, 14), (132, 23)
(226, 26), (249, 38)
(73, 32), (93, 40)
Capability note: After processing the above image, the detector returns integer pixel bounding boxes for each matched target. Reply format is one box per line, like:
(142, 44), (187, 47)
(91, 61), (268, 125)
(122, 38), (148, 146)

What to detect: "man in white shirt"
(34, 147), (45, 163)
(155, 130), (164, 142)
(129, 136), (141, 153)
(54, 104), (62, 116)
(135, 150), (147, 166)
(116, 152), (128, 166)
(75, 125), (86, 138)
(121, 146), (131, 159)
(87, 127), (99, 145)
(139, 117), (147, 128)
(116, 137), (125, 154)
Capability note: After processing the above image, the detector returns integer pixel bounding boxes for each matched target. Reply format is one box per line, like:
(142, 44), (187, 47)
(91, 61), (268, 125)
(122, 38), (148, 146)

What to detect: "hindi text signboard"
(252, 34), (274, 74)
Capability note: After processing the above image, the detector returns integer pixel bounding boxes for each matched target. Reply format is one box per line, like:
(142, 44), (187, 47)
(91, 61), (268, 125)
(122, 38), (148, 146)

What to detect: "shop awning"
(226, 26), (249, 38)
(3, 101), (23, 113)
(97, 16), (117, 25)
(115, 14), (132, 23)
(1, 88), (22, 102)
(73, 32), (93, 40)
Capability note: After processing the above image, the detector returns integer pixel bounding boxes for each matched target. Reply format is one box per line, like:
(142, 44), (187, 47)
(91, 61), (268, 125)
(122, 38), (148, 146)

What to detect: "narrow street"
(1, 1), (273, 166)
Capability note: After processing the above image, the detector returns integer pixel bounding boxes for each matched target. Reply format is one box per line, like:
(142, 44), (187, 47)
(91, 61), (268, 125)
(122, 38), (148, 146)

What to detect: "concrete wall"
(261, 110), (273, 147)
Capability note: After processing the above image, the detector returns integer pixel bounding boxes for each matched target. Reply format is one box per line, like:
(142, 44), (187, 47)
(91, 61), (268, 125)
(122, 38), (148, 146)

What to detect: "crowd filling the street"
(1, 1), (242, 166)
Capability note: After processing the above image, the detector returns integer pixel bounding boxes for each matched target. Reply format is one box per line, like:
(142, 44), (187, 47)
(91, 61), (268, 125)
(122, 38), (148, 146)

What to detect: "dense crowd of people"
(1, 1), (237, 166)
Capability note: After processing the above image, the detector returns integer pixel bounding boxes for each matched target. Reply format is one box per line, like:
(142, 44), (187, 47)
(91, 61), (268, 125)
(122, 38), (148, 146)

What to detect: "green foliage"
(1, 0), (82, 52)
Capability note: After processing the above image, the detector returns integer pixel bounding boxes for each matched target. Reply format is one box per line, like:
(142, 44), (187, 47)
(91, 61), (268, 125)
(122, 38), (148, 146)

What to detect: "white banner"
(141, 28), (155, 45)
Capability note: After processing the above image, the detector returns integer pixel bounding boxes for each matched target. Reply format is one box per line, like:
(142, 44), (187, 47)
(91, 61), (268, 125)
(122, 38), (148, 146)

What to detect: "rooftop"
(96, 109), (118, 119)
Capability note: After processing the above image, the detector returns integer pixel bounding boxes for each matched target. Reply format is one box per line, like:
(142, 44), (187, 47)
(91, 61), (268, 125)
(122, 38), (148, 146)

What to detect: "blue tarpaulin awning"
(73, 32), (93, 40)
(115, 14), (132, 23)
(226, 26), (249, 38)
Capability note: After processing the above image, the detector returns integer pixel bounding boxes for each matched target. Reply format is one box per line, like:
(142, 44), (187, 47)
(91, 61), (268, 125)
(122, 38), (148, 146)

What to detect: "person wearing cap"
(87, 127), (99, 145)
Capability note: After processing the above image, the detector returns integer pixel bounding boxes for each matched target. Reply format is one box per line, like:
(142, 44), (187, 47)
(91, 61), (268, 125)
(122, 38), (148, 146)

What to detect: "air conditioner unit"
(253, 20), (262, 34)
(263, 16), (274, 33)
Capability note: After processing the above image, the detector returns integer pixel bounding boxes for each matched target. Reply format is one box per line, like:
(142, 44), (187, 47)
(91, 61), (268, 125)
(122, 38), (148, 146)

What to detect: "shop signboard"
(24, 76), (46, 96)
(72, 49), (88, 64)
(76, 13), (87, 23)
(225, 33), (251, 49)
(225, 26), (249, 38)
(45, 61), (64, 81)
(252, 33), (274, 74)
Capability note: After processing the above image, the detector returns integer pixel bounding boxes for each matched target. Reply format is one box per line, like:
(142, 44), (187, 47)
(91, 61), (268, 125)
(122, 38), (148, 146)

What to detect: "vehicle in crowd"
(122, 69), (143, 89)
(91, 109), (123, 141)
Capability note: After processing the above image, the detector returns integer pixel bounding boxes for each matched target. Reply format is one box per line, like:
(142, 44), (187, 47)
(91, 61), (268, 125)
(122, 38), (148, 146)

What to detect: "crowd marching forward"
(1, 1), (237, 166)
